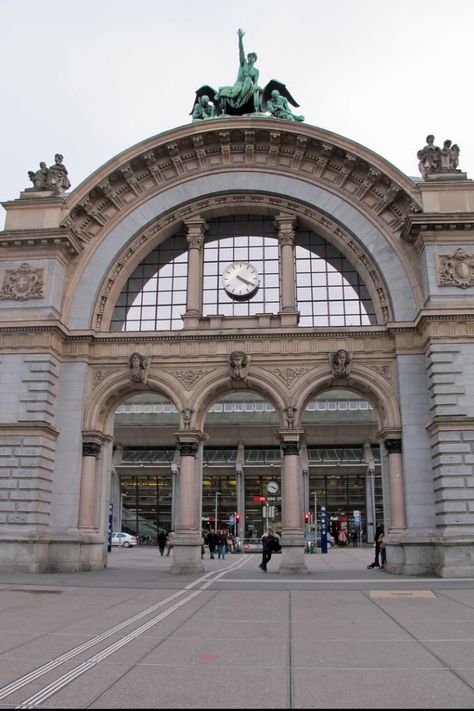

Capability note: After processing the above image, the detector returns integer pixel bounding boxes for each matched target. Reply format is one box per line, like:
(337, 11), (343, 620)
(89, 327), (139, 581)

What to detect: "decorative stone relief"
(438, 249), (474, 289)
(129, 352), (150, 383)
(181, 408), (194, 430)
(371, 365), (391, 382)
(229, 351), (250, 381)
(271, 367), (307, 386)
(284, 406), (296, 427)
(92, 369), (116, 389)
(170, 369), (209, 389)
(0, 263), (45, 301)
(330, 349), (352, 379)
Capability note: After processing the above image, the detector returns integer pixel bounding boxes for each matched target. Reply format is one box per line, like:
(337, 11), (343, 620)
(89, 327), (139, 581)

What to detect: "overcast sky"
(1, 0), (473, 222)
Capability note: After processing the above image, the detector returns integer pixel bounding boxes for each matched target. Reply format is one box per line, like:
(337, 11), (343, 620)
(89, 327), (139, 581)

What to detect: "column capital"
(178, 442), (199, 457)
(82, 442), (101, 457)
(174, 430), (208, 449)
(184, 216), (208, 249)
(384, 439), (402, 455)
(281, 441), (300, 456)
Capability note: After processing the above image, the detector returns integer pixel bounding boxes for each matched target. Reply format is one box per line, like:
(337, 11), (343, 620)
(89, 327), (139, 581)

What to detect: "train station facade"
(1, 118), (474, 576)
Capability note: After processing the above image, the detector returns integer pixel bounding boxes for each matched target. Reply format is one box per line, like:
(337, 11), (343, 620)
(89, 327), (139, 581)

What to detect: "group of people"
(156, 524), (386, 572)
(156, 529), (175, 557)
(204, 529), (234, 559)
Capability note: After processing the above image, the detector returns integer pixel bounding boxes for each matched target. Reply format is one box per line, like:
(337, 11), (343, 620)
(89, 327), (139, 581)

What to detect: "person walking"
(165, 530), (175, 557)
(259, 528), (280, 572)
(351, 528), (358, 547)
(157, 530), (167, 556)
(217, 530), (227, 559)
(207, 530), (218, 559)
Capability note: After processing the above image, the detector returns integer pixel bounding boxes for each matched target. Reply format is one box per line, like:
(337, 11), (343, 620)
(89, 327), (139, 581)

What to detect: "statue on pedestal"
(417, 135), (461, 179)
(27, 153), (71, 194)
(190, 28), (304, 122)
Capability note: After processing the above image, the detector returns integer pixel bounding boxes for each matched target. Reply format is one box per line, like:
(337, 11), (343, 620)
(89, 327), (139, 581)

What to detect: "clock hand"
(236, 275), (254, 286)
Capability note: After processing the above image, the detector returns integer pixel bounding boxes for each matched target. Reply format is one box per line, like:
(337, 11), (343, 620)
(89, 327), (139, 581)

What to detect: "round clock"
(222, 262), (260, 300)
(267, 481), (279, 494)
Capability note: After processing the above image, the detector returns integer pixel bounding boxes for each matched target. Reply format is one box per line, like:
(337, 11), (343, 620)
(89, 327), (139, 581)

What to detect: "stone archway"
(2, 117), (474, 576)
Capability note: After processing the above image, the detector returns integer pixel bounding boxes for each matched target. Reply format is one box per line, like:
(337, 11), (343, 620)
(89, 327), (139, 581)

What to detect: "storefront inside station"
(113, 390), (382, 544)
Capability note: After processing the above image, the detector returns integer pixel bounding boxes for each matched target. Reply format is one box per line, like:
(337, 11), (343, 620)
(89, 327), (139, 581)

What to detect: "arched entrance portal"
(2, 118), (474, 577)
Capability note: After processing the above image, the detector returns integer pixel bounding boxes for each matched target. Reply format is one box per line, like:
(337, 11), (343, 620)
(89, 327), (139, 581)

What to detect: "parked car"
(305, 533), (335, 550)
(111, 532), (138, 548)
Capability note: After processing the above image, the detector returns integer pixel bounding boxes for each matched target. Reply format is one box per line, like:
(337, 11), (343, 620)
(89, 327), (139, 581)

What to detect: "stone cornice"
(0, 422), (60, 438)
(56, 119), (421, 245)
(0, 227), (83, 260)
(401, 212), (474, 243)
(1, 310), (473, 358)
(426, 416), (474, 435)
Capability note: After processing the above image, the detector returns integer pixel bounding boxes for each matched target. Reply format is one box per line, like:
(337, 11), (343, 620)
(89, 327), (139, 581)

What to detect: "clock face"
(267, 481), (279, 494)
(222, 262), (260, 301)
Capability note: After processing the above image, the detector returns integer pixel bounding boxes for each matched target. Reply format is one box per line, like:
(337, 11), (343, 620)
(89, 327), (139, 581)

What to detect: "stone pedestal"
(169, 532), (204, 574)
(278, 531), (308, 575)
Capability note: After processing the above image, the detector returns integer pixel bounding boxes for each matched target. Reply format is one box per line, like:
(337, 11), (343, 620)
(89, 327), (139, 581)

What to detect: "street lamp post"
(214, 491), (221, 533)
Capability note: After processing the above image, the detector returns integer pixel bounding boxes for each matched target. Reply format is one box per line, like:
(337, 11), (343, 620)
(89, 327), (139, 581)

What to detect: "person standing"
(351, 528), (358, 547)
(367, 524), (384, 569)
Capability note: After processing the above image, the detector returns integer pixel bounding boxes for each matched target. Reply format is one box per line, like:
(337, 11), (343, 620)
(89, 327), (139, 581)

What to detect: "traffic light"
(304, 512), (310, 523)
(235, 512), (240, 522)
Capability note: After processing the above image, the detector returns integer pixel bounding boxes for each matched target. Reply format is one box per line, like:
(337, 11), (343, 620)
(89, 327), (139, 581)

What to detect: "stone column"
(78, 442), (101, 530)
(183, 216), (207, 328)
(278, 432), (308, 574)
(274, 213), (298, 326)
(385, 438), (407, 532)
(170, 432), (206, 574)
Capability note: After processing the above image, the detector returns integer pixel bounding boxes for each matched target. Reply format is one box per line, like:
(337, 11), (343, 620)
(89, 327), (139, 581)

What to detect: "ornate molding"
(62, 121), (420, 245)
(0, 263), (45, 301)
(437, 248), (474, 288)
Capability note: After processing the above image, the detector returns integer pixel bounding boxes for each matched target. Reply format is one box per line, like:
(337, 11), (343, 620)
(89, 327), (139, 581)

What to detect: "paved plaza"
(0, 545), (473, 708)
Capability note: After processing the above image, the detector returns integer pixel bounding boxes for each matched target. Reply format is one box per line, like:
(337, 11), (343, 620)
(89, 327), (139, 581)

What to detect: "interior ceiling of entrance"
(114, 390), (378, 449)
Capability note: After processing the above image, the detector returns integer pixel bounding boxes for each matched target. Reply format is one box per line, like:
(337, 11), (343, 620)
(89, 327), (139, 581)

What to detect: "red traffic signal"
(235, 512), (241, 522)
(304, 512), (310, 523)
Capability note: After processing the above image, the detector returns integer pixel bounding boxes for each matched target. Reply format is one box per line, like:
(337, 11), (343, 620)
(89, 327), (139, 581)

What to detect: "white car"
(111, 532), (138, 548)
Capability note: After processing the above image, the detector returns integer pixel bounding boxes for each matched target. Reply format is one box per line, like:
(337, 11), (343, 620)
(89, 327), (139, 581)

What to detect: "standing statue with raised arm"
(215, 29), (262, 115)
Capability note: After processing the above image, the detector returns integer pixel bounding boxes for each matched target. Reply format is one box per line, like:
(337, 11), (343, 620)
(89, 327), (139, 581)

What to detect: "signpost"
(320, 505), (328, 554)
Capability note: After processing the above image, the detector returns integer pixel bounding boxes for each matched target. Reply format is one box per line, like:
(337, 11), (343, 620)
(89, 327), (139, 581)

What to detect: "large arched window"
(111, 215), (376, 331)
